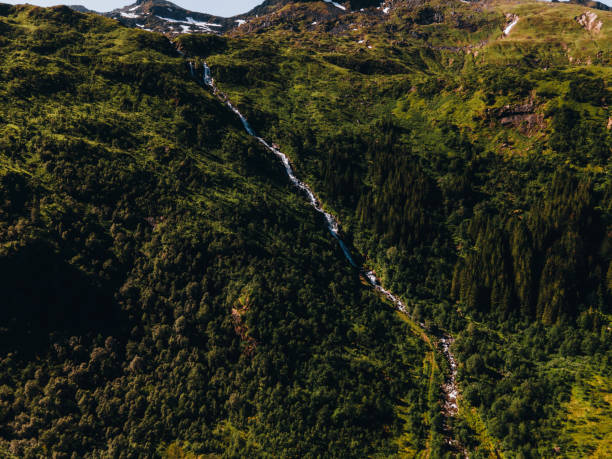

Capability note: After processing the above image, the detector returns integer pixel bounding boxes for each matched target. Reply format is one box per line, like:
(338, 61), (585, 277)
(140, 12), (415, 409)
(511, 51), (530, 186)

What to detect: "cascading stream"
(198, 61), (464, 454)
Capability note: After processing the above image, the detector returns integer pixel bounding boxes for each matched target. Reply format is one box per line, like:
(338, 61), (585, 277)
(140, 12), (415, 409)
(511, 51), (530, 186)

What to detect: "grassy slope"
(557, 358), (612, 457)
(204, 0), (610, 220)
(394, 311), (445, 459)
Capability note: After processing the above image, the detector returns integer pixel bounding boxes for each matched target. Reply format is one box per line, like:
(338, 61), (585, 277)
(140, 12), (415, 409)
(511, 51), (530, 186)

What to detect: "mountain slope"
(181, 0), (611, 455)
(0, 4), (439, 457)
(0, 0), (610, 457)
(67, 5), (97, 13)
(569, 0), (610, 11)
(200, 0), (611, 323)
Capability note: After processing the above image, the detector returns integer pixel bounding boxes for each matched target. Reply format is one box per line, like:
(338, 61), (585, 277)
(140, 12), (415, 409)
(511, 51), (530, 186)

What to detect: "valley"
(0, 0), (610, 457)
(198, 59), (466, 451)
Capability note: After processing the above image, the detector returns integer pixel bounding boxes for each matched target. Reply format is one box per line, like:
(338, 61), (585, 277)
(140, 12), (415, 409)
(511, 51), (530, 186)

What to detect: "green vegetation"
(0, 0), (610, 457)
(558, 359), (612, 457)
(0, 4), (442, 457)
(179, 0), (611, 456)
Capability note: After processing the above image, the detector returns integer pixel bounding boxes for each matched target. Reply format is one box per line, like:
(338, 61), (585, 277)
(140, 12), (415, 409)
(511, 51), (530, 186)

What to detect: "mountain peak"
(107, 0), (235, 35)
(104, 0), (361, 36)
(78, 0), (389, 36)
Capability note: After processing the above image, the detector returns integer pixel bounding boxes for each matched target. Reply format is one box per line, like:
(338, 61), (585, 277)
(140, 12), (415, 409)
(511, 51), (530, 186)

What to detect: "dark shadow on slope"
(0, 240), (124, 357)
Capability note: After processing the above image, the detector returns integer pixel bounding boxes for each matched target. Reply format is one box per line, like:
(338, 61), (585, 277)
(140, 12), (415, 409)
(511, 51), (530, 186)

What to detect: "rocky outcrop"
(575, 11), (603, 33)
(487, 102), (544, 134)
(231, 298), (258, 355)
(414, 5), (444, 25)
(488, 102), (533, 120)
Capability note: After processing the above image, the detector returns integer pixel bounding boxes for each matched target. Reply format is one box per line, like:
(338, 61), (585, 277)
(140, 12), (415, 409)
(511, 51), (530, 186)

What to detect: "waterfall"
(201, 62), (397, 283)
(203, 62), (213, 86)
(205, 87), (360, 268)
(197, 64), (464, 454)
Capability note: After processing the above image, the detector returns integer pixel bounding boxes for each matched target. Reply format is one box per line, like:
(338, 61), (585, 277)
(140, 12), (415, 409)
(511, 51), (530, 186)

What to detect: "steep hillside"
(181, 0), (611, 456)
(0, 4), (442, 457)
(0, 0), (610, 457)
(202, 0), (611, 323)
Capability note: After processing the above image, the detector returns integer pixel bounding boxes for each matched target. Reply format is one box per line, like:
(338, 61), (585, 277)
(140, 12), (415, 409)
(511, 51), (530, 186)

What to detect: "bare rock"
(575, 11), (603, 33)
(487, 102), (544, 135)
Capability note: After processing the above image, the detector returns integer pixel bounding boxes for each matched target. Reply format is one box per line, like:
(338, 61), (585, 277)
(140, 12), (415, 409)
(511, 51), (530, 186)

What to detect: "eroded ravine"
(198, 62), (464, 454)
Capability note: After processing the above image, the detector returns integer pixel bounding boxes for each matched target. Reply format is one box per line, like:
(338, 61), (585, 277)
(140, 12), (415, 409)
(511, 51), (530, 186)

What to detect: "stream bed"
(199, 62), (465, 455)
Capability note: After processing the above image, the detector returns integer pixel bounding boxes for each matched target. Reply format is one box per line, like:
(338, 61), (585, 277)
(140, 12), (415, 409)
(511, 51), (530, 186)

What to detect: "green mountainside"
(0, 0), (610, 458)
(0, 5), (440, 457)
(193, 0), (612, 456)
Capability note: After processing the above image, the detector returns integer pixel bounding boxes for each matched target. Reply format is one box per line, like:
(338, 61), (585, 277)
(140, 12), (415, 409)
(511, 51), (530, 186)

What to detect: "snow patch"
(155, 15), (222, 33)
(235, 19), (246, 26)
(186, 17), (222, 27)
(120, 12), (140, 19)
(156, 15), (183, 23)
(156, 16), (221, 28)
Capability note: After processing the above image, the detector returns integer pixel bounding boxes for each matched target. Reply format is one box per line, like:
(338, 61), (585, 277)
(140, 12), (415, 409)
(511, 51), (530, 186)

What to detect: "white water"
(203, 63), (213, 86)
(200, 62), (462, 449)
(441, 336), (459, 415)
(324, 0), (347, 11)
(202, 63), (358, 267)
(503, 16), (519, 36)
